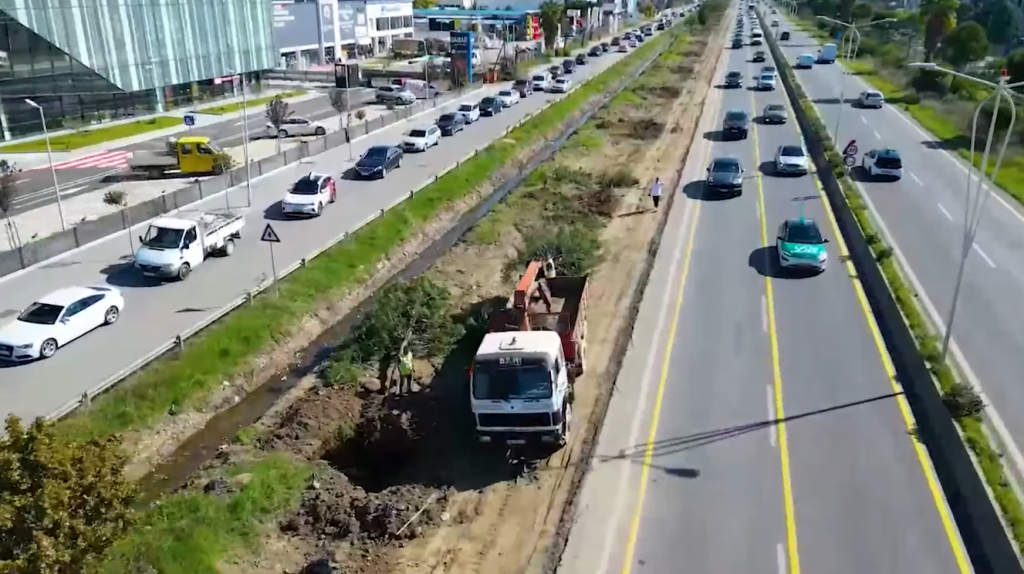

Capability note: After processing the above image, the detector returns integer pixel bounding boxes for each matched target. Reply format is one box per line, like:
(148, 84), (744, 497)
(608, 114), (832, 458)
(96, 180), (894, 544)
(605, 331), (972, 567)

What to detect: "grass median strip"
(0, 116), (183, 153)
(768, 18), (1024, 553)
(200, 91), (307, 115)
(51, 28), (676, 445)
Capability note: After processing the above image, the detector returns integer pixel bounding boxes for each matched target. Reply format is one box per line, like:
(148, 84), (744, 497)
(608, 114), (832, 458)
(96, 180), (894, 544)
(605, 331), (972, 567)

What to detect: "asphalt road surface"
(771, 8), (1024, 492)
(8, 89), (380, 214)
(0, 32), (650, 423)
(559, 8), (972, 574)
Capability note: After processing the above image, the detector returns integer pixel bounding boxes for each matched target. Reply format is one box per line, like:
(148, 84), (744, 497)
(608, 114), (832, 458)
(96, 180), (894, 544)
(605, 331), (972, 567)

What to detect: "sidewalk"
(4, 89), (320, 171)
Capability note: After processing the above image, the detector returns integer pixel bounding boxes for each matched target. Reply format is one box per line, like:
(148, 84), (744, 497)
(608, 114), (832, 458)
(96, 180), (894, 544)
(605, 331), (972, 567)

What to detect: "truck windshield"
(142, 225), (184, 249)
(472, 360), (552, 400)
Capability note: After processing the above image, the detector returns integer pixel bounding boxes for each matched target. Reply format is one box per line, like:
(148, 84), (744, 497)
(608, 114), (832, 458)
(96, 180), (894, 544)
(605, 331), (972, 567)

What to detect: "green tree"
(539, 0), (563, 50)
(640, 0), (657, 17)
(940, 21), (989, 69)
(413, 0), (435, 7)
(0, 160), (18, 249)
(838, 0), (856, 23)
(1004, 47), (1024, 84)
(920, 0), (959, 61)
(851, 1), (873, 21)
(265, 95), (293, 154)
(0, 416), (136, 574)
(982, 0), (1020, 46)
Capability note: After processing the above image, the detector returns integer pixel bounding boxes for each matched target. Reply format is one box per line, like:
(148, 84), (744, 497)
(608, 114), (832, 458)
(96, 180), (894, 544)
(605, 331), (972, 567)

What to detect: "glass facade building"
(0, 0), (277, 138)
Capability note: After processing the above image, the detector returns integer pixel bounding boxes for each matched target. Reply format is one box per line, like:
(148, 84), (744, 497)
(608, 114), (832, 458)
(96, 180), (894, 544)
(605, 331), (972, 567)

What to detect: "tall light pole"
(909, 63), (1024, 362)
(234, 72), (253, 207)
(24, 99), (66, 231)
(816, 16), (895, 143)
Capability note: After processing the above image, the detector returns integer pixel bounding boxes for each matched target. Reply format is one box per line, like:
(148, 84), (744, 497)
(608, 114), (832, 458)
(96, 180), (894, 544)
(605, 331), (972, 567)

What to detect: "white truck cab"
(134, 210), (244, 281)
(471, 331), (574, 448)
(818, 43), (838, 63)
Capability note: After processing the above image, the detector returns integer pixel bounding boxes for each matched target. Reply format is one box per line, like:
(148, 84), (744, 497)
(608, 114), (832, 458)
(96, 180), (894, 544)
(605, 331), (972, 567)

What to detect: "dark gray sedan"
(763, 104), (788, 124)
(706, 157), (744, 196)
(436, 113), (466, 136)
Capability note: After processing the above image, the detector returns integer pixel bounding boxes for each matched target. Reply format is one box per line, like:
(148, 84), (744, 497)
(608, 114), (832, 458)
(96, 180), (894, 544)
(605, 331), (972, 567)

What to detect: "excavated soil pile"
(281, 466), (450, 543)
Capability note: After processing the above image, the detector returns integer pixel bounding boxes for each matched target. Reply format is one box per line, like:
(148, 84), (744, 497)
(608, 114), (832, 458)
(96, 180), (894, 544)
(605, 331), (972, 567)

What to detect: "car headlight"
(15, 343), (34, 349)
(818, 252), (828, 262)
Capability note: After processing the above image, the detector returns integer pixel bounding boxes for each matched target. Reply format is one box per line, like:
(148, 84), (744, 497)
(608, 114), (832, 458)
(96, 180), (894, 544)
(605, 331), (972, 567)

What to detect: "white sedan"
(774, 144), (810, 175)
(401, 125), (442, 152)
(496, 89), (521, 107)
(0, 286), (124, 362)
(549, 77), (572, 93)
(266, 116), (328, 138)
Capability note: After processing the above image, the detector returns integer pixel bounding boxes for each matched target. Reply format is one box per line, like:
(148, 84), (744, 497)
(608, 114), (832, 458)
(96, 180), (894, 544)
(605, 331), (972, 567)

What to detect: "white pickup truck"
(134, 210), (244, 281)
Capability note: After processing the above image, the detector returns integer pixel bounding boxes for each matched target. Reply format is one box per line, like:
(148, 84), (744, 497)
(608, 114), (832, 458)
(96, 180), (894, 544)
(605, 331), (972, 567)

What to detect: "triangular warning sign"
(261, 223), (281, 243)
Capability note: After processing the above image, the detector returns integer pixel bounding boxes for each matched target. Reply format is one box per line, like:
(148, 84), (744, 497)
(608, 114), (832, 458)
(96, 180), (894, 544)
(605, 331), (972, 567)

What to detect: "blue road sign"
(183, 114), (195, 127)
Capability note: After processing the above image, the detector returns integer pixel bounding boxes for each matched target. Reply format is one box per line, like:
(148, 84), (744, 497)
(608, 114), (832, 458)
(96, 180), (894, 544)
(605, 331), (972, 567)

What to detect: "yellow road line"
(778, 73), (974, 574)
(618, 198), (702, 574)
(749, 89), (803, 574)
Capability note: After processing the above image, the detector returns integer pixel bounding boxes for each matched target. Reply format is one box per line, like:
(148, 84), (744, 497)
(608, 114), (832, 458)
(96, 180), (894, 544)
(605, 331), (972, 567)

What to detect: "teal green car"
(776, 218), (829, 273)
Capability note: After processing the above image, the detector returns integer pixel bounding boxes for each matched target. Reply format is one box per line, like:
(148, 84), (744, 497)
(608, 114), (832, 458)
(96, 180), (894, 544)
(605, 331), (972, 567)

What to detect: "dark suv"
(722, 110), (750, 140)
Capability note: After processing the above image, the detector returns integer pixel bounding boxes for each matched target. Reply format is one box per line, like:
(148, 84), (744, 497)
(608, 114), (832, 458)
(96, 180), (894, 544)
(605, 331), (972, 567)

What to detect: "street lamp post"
(908, 63), (1024, 363)
(24, 99), (66, 231)
(236, 73), (253, 207)
(816, 16), (895, 143)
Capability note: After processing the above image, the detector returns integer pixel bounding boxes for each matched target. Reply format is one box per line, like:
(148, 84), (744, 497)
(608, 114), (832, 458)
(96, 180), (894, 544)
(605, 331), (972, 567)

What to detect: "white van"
(818, 43), (837, 64)
(393, 78), (441, 99)
(531, 73), (549, 91)
(795, 54), (815, 69)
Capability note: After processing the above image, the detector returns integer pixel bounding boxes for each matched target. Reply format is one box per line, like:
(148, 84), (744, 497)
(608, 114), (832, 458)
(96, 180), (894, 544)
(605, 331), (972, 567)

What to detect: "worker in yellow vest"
(398, 346), (414, 396)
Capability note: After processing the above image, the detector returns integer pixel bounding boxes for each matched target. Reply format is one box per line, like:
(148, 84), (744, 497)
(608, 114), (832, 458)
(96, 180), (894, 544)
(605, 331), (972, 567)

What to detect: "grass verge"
(90, 454), (311, 574)
(767, 12), (1024, 552)
(200, 90), (307, 115)
(51, 27), (678, 445)
(0, 116), (182, 153)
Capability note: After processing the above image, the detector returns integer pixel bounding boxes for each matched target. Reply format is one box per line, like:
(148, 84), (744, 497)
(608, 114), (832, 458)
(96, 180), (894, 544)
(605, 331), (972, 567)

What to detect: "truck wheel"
(557, 404), (573, 448)
(222, 239), (235, 256)
(178, 263), (192, 281)
(148, 168), (162, 179)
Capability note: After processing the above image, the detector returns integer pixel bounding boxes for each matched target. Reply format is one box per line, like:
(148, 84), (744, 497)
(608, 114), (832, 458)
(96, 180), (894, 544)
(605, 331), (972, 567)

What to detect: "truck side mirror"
(138, 235), (144, 245)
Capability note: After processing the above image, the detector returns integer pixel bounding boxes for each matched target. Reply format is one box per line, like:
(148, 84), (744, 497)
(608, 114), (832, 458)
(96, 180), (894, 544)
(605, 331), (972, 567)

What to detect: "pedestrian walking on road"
(649, 177), (664, 210)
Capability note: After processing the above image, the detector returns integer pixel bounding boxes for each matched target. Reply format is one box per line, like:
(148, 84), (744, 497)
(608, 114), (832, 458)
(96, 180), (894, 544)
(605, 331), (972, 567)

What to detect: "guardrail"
(759, 9), (1023, 574)
(0, 85), (485, 279)
(44, 31), (679, 422)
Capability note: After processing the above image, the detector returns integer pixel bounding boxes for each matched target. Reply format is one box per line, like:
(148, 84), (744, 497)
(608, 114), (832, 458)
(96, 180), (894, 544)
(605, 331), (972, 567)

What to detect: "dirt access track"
(95, 8), (731, 574)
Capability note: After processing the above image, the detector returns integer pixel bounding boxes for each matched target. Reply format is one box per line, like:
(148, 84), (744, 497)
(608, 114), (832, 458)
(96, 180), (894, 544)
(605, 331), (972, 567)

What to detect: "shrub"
(518, 225), (602, 276)
(942, 382), (986, 419)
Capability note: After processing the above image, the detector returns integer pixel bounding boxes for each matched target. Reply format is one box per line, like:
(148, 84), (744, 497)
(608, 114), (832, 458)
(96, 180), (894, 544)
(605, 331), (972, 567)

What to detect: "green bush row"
(765, 18), (1024, 552)
(51, 21), (686, 445)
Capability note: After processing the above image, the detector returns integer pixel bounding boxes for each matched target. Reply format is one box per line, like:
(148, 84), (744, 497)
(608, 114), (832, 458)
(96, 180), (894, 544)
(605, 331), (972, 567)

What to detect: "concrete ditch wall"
(758, 10), (1023, 574)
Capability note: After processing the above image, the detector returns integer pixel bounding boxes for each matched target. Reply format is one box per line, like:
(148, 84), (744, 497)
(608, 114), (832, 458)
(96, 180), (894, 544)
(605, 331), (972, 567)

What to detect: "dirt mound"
(265, 384), (362, 459)
(282, 466), (450, 543)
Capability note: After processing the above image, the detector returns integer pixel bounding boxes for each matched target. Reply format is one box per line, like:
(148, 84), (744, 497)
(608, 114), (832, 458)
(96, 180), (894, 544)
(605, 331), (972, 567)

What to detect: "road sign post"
(183, 113), (195, 133)
(842, 139), (858, 169)
(261, 223), (281, 296)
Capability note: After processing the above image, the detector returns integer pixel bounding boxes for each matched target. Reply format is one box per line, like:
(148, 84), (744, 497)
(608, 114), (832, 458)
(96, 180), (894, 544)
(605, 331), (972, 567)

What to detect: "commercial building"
(0, 0), (277, 139)
(274, 0), (414, 65)
(413, 8), (542, 44)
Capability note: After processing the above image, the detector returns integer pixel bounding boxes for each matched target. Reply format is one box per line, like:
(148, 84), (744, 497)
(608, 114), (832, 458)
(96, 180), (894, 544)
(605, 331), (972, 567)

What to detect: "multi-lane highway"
(560, 6), (972, 573)
(770, 8), (1024, 484)
(8, 91), (382, 215)
(0, 31), (658, 423)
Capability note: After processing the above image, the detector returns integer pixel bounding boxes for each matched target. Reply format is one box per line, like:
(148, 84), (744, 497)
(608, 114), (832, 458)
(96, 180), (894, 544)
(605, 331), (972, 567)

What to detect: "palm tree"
(920, 0), (959, 61)
(539, 0), (564, 51)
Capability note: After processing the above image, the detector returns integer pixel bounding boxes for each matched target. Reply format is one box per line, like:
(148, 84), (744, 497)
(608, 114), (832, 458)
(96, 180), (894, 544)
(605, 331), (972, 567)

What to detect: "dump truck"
(126, 136), (230, 179)
(470, 259), (589, 448)
(134, 210), (244, 281)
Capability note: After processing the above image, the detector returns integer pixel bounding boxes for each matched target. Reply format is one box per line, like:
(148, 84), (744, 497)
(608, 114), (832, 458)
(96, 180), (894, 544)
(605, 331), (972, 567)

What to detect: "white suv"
(456, 102), (481, 123)
(857, 90), (885, 108)
(861, 148), (904, 180)
(757, 73), (776, 90)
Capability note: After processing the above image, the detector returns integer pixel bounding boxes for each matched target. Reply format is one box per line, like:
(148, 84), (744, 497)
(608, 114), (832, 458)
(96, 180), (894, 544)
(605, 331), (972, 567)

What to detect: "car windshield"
(408, 129), (428, 138)
(866, 91), (883, 98)
(458, 104), (474, 112)
(142, 225), (184, 249)
(725, 111), (747, 122)
(439, 114), (456, 123)
(727, 72), (741, 78)
(291, 178), (320, 195)
(364, 146), (390, 160)
(481, 97), (496, 106)
(532, 75), (545, 81)
(713, 160), (740, 173)
(787, 222), (824, 244)
(18, 302), (65, 325)
(514, 80), (527, 86)
(499, 90), (513, 96)
(766, 105), (785, 113)
(761, 75), (774, 81)
(472, 360), (553, 400)
(780, 146), (804, 157)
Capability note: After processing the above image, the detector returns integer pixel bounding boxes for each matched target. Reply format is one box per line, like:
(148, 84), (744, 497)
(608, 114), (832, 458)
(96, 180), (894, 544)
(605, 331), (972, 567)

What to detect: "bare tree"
(265, 95), (293, 154)
(0, 159), (20, 250)
(102, 189), (134, 258)
(329, 88), (354, 159)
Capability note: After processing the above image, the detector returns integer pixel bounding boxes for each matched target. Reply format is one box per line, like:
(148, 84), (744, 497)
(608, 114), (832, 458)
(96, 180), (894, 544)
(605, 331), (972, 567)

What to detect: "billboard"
(450, 31), (474, 85)
(273, 2), (320, 51)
